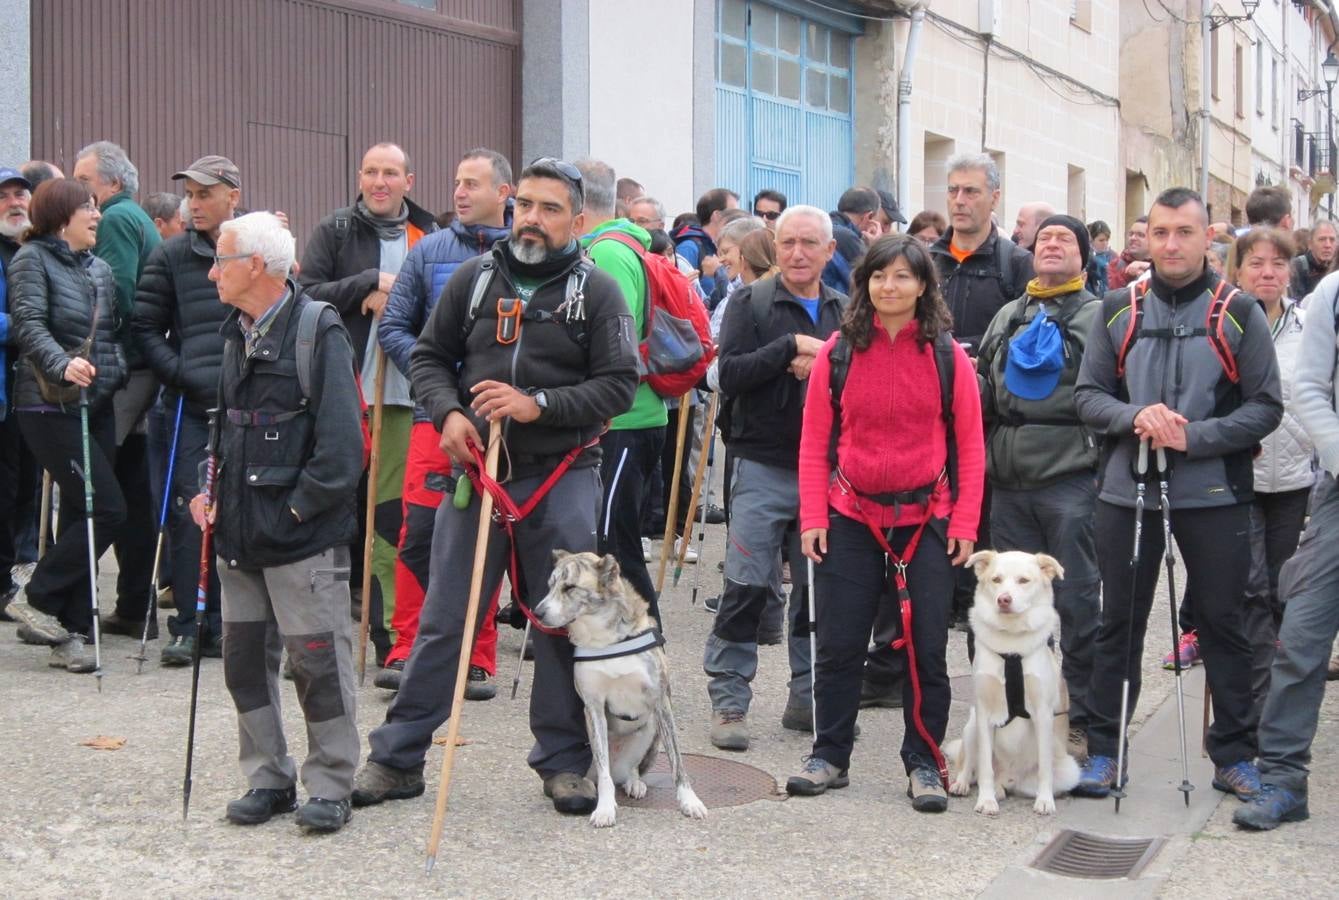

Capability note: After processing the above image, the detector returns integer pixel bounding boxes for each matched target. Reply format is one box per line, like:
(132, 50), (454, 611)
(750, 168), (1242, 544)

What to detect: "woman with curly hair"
(785, 234), (985, 811)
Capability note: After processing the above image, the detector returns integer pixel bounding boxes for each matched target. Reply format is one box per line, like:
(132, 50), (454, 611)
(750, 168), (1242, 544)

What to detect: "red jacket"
(1107, 249), (1144, 290)
(798, 322), (985, 541)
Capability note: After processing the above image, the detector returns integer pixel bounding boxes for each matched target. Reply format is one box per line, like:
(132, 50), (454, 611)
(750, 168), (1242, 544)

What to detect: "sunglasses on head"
(529, 157), (583, 186)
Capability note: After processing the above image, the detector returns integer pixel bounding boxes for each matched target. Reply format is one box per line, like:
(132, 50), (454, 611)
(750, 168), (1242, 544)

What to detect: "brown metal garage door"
(30, 0), (519, 253)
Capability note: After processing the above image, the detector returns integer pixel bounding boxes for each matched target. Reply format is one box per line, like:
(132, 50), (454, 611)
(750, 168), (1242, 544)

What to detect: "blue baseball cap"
(1004, 310), (1065, 401)
(0, 167), (31, 190)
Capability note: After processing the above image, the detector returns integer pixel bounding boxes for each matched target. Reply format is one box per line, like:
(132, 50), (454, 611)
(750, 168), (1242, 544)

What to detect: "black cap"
(1036, 213), (1091, 268)
(877, 189), (907, 225)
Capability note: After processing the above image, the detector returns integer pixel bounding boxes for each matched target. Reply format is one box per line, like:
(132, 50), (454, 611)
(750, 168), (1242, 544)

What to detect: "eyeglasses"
(212, 252), (252, 268)
(529, 157), (583, 187)
(755, 209), (782, 221)
(632, 217), (664, 228)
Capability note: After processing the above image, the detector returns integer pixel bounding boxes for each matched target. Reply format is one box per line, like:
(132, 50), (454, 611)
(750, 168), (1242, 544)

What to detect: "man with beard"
(0, 167), (34, 619)
(350, 159), (639, 817)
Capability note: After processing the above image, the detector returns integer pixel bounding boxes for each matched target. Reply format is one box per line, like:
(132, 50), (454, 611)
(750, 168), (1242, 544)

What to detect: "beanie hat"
(1036, 214), (1091, 268)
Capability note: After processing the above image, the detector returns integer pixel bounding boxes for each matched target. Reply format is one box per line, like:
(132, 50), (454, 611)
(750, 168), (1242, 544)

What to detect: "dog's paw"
(1033, 794), (1056, 816)
(590, 803), (617, 828)
(948, 777), (973, 797)
(975, 794), (1000, 816)
(624, 777), (648, 800)
(678, 786), (708, 820)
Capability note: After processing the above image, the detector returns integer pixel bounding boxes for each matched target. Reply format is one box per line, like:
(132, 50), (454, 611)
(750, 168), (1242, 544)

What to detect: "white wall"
(0, 0), (31, 165)
(587, 0), (698, 215)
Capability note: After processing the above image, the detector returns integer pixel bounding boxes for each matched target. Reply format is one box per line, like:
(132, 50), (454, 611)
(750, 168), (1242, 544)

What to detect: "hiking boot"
(7, 595), (69, 644)
(1163, 630), (1201, 669)
(373, 659), (404, 692)
(464, 665), (497, 701)
(786, 756), (849, 796)
(225, 786), (298, 825)
(1068, 728), (1089, 764)
(703, 503), (726, 525)
(781, 699), (812, 733)
(101, 613), (158, 640)
(1213, 760), (1262, 801)
(49, 636), (96, 673)
(15, 623), (49, 645)
(1072, 754), (1125, 798)
(710, 709), (749, 751)
(160, 635), (195, 667)
(11, 561), (36, 587)
(859, 679), (903, 709)
(201, 632), (224, 658)
(703, 595), (720, 614)
(543, 772), (597, 815)
(1232, 783), (1309, 830)
(296, 797), (352, 833)
(351, 760), (425, 807)
(907, 766), (948, 812)
(0, 586), (17, 622)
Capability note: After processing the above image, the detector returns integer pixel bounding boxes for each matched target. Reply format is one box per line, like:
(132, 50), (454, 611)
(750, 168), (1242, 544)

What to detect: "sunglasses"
(529, 157), (583, 187)
(755, 209), (781, 221)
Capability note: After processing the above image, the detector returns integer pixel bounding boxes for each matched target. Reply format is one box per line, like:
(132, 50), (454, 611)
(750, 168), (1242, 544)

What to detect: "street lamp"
(1299, 52), (1339, 101)
(1207, 0), (1259, 31)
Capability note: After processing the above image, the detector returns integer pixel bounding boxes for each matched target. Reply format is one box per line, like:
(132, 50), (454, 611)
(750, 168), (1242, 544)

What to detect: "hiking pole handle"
(1135, 437), (1149, 478)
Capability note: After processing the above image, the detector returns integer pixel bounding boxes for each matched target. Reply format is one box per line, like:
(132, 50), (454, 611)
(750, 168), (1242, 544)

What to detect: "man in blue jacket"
(374, 148), (512, 694)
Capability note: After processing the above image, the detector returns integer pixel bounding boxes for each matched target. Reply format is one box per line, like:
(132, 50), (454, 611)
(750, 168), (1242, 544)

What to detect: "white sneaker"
(642, 537), (654, 563)
(675, 537), (699, 564)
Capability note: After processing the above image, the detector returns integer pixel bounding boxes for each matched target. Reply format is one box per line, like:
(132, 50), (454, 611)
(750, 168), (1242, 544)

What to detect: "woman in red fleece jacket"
(785, 234), (985, 810)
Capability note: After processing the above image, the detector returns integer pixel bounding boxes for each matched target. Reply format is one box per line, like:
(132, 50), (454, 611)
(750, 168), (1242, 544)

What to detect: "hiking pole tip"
(425, 854), (437, 875)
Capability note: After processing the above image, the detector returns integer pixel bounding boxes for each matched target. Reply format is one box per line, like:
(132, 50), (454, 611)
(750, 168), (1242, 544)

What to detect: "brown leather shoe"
(1327, 655), (1339, 682)
(543, 772), (597, 815)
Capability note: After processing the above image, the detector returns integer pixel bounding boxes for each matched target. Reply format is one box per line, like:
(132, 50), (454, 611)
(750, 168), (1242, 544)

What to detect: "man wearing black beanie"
(974, 214), (1103, 761)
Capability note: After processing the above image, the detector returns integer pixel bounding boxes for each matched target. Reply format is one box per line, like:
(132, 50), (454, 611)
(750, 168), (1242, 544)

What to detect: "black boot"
(226, 786), (298, 825)
(296, 797), (352, 832)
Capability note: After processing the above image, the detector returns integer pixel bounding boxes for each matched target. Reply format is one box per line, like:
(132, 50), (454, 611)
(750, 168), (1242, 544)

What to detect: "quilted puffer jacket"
(1254, 299), (1316, 493)
(9, 234), (127, 410)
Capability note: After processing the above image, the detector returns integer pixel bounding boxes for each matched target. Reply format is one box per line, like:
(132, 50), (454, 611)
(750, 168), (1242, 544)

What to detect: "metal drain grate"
(1032, 829), (1165, 880)
(618, 753), (779, 811)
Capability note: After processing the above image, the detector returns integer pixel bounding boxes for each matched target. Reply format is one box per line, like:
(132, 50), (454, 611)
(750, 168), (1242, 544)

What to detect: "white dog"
(534, 551), (708, 828)
(944, 550), (1080, 815)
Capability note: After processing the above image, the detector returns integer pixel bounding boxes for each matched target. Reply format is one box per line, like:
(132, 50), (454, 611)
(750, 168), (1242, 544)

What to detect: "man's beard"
(0, 215), (30, 239)
(512, 234), (550, 264)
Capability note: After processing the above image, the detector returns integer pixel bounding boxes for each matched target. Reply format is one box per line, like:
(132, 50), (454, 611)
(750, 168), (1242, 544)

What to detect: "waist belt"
(835, 467), (943, 520)
(573, 628), (665, 662)
(226, 408), (305, 427)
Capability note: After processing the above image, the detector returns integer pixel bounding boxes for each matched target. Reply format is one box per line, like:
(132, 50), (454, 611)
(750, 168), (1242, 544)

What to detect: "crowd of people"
(1, 140), (1337, 835)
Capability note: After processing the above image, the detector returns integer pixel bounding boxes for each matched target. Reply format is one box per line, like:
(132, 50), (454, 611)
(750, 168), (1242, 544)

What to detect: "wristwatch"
(533, 391), (549, 412)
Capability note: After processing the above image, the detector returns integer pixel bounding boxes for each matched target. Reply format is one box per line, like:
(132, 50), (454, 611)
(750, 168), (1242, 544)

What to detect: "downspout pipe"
(896, 5), (926, 220)
(1200, 0), (1212, 204)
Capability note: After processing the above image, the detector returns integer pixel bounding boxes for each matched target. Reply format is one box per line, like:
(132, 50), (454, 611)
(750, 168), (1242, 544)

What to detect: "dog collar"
(573, 628), (665, 662)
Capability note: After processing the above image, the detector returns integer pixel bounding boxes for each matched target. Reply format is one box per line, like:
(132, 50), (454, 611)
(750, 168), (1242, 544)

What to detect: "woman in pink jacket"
(786, 234), (985, 811)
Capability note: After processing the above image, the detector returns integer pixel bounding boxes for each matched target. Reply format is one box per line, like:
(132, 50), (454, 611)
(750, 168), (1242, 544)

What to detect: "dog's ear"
(597, 553), (622, 590)
(967, 550), (995, 577)
(551, 549), (568, 564)
(1035, 553), (1065, 582)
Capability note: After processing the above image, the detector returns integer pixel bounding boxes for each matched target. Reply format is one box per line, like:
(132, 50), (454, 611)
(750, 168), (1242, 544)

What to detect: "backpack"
(827, 329), (960, 501)
(1106, 279), (1257, 385)
(591, 230), (715, 398)
(296, 300), (373, 467)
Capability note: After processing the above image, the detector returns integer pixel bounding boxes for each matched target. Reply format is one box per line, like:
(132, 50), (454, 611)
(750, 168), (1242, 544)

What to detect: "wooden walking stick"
(38, 470), (52, 558)
(656, 392), (693, 593)
(358, 349), (388, 686)
(674, 392), (719, 586)
(425, 418), (501, 874)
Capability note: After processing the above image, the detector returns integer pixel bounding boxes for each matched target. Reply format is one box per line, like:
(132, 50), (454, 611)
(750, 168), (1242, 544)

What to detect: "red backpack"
(591, 230), (715, 398)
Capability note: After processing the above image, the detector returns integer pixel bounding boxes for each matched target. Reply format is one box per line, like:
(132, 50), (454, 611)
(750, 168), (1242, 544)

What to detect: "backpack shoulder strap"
(932, 330), (959, 501)
(748, 277), (778, 337)
(1112, 281), (1146, 379)
(1206, 283), (1251, 384)
(332, 207), (353, 250)
(995, 236), (1018, 298)
(296, 299), (337, 401)
(462, 257), (498, 339)
(826, 335), (852, 467)
(590, 230), (647, 259)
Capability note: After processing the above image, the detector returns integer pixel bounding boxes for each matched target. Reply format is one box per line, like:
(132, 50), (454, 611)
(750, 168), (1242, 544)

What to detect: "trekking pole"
(510, 618), (532, 700)
(675, 392), (718, 587)
(358, 349), (388, 686)
(1202, 684), (1212, 757)
(1156, 447), (1194, 807)
(807, 556), (818, 743)
(183, 408), (221, 821)
(426, 419), (501, 874)
(656, 392), (693, 593)
(76, 389), (103, 692)
(690, 420), (718, 607)
(134, 396), (184, 673)
(1113, 438), (1149, 814)
(38, 470), (52, 558)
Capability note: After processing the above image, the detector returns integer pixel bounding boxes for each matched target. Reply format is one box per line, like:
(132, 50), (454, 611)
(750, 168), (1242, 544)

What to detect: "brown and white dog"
(534, 551), (708, 828)
(944, 550), (1079, 815)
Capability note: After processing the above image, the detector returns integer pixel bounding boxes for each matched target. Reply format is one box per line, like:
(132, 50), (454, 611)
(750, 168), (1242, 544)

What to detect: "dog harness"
(998, 638), (1064, 725)
(837, 469), (952, 789)
(463, 432), (603, 637)
(572, 628), (666, 662)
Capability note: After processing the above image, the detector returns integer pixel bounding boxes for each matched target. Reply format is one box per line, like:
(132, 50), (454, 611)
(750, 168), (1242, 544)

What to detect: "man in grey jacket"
(1071, 187), (1282, 800)
(977, 215), (1101, 758)
(1235, 270), (1339, 830)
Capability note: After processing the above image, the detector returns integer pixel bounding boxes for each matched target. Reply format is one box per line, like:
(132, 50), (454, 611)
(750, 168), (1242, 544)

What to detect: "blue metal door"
(715, 0), (856, 212)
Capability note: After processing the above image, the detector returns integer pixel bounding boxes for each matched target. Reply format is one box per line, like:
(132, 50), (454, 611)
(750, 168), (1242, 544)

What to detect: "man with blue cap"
(975, 213), (1102, 761)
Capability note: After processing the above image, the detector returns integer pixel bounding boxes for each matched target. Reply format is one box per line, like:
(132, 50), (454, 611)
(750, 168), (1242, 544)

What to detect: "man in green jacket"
(73, 141), (162, 638)
(976, 214), (1101, 759)
(576, 158), (668, 623)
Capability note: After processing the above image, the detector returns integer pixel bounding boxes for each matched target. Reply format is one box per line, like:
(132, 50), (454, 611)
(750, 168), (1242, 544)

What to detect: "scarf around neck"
(1026, 274), (1086, 299)
(355, 199), (409, 241)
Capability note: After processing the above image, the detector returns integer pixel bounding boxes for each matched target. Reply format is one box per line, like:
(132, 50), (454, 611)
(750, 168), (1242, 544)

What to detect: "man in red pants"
(376, 149), (513, 695)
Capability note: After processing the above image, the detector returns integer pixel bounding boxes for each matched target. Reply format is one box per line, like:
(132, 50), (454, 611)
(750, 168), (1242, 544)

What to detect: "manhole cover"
(1032, 829), (1165, 880)
(619, 753), (779, 810)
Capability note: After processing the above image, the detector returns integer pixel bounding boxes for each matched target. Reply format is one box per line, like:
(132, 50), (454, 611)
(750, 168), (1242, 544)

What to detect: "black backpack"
(827, 329), (960, 501)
